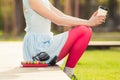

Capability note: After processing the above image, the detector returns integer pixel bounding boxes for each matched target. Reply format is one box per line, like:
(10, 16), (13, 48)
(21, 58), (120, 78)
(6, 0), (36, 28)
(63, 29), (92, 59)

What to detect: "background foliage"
(0, 0), (120, 38)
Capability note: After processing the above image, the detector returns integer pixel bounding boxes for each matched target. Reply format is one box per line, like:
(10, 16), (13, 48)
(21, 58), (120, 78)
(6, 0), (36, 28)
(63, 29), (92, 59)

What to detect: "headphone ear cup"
(38, 52), (50, 61)
(49, 56), (58, 66)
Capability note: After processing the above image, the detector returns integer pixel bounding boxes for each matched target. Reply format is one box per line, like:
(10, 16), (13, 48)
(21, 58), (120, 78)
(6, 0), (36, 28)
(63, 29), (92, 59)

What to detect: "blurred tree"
(3, 0), (9, 36)
(64, 0), (72, 15)
(11, 0), (17, 36)
(1, 0), (25, 37)
(54, 0), (61, 9)
(74, 0), (80, 17)
(0, 0), (120, 37)
(0, 0), (4, 30)
(14, 0), (25, 35)
(79, 0), (91, 19)
(108, 0), (120, 31)
(64, 0), (72, 31)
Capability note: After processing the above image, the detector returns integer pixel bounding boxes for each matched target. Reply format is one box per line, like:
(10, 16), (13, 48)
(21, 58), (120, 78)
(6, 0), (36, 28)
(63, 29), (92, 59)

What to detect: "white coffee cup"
(97, 6), (108, 16)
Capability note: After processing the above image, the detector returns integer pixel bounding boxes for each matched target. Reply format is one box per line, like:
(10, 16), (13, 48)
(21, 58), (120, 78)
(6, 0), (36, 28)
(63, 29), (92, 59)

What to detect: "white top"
(23, 0), (52, 34)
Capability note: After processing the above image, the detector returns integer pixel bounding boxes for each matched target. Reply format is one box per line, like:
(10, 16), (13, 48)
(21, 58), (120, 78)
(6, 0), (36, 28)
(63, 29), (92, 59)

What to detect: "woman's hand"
(88, 11), (107, 27)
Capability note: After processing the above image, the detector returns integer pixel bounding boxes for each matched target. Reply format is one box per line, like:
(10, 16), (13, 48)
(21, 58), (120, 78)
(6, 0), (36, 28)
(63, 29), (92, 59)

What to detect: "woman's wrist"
(81, 20), (90, 27)
(85, 19), (95, 27)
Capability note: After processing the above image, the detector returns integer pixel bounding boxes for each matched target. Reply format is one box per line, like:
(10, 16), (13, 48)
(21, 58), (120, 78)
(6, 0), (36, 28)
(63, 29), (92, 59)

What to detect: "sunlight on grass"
(0, 30), (24, 41)
(74, 48), (120, 80)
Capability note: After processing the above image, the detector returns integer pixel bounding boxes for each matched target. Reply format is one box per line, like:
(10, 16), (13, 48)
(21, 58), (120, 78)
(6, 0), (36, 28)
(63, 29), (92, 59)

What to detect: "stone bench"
(0, 42), (71, 80)
(88, 41), (120, 49)
(0, 66), (70, 80)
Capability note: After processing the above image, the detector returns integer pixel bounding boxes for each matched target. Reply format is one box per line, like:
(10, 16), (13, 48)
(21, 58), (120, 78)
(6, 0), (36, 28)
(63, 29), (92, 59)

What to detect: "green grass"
(73, 48), (120, 80)
(0, 36), (23, 41)
(0, 30), (24, 41)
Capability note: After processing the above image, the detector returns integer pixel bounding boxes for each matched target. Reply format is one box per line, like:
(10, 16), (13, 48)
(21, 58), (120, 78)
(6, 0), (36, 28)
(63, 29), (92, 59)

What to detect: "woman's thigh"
(58, 25), (92, 61)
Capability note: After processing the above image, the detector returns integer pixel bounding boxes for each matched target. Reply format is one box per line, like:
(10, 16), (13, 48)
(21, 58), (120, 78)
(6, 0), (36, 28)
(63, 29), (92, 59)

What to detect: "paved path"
(89, 41), (120, 47)
(0, 42), (70, 80)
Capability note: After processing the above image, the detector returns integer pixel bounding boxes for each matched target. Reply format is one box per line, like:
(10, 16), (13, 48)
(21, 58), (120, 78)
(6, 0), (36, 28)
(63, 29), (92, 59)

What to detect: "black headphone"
(32, 52), (50, 61)
(32, 52), (58, 66)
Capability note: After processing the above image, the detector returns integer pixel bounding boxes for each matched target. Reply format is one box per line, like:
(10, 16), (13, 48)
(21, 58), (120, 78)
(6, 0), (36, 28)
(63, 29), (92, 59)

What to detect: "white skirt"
(23, 31), (68, 63)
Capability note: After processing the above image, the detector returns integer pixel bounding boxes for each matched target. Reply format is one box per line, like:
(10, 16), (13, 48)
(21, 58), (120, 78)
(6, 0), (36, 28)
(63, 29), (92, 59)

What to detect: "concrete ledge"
(0, 66), (71, 80)
(89, 41), (120, 47)
(0, 42), (71, 80)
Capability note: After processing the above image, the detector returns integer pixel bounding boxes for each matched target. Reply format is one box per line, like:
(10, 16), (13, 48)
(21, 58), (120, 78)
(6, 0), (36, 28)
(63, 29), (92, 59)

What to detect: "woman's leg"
(58, 25), (92, 76)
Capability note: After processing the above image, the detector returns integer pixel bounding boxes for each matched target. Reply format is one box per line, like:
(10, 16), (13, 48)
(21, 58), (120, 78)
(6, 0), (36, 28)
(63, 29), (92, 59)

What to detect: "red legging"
(58, 25), (92, 68)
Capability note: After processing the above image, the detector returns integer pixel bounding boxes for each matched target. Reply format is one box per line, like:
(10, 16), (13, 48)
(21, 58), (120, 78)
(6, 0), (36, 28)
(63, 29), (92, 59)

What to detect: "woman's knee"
(69, 25), (92, 39)
(76, 25), (92, 36)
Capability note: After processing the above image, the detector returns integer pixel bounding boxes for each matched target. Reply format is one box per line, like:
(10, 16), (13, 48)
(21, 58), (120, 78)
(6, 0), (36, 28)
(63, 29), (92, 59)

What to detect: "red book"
(21, 61), (48, 67)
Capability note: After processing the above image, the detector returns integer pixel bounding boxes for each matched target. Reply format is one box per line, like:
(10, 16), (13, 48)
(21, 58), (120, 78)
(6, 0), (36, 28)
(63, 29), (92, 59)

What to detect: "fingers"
(93, 16), (106, 26)
(92, 11), (98, 16)
(89, 12), (107, 27)
(97, 16), (106, 23)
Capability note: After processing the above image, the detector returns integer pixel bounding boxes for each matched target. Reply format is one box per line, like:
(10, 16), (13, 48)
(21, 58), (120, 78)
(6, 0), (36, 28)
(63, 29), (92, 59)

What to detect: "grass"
(0, 31), (24, 41)
(73, 48), (120, 80)
(0, 36), (23, 41)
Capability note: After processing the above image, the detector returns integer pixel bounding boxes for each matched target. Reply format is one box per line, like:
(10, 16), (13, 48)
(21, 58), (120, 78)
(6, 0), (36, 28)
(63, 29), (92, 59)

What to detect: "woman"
(22, 0), (106, 79)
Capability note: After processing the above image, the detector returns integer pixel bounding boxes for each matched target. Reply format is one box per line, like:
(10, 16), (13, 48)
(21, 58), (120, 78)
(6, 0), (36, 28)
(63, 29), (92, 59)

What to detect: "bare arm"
(48, 2), (65, 17)
(29, 0), (106, 27)
(49, 2), (90, 26)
